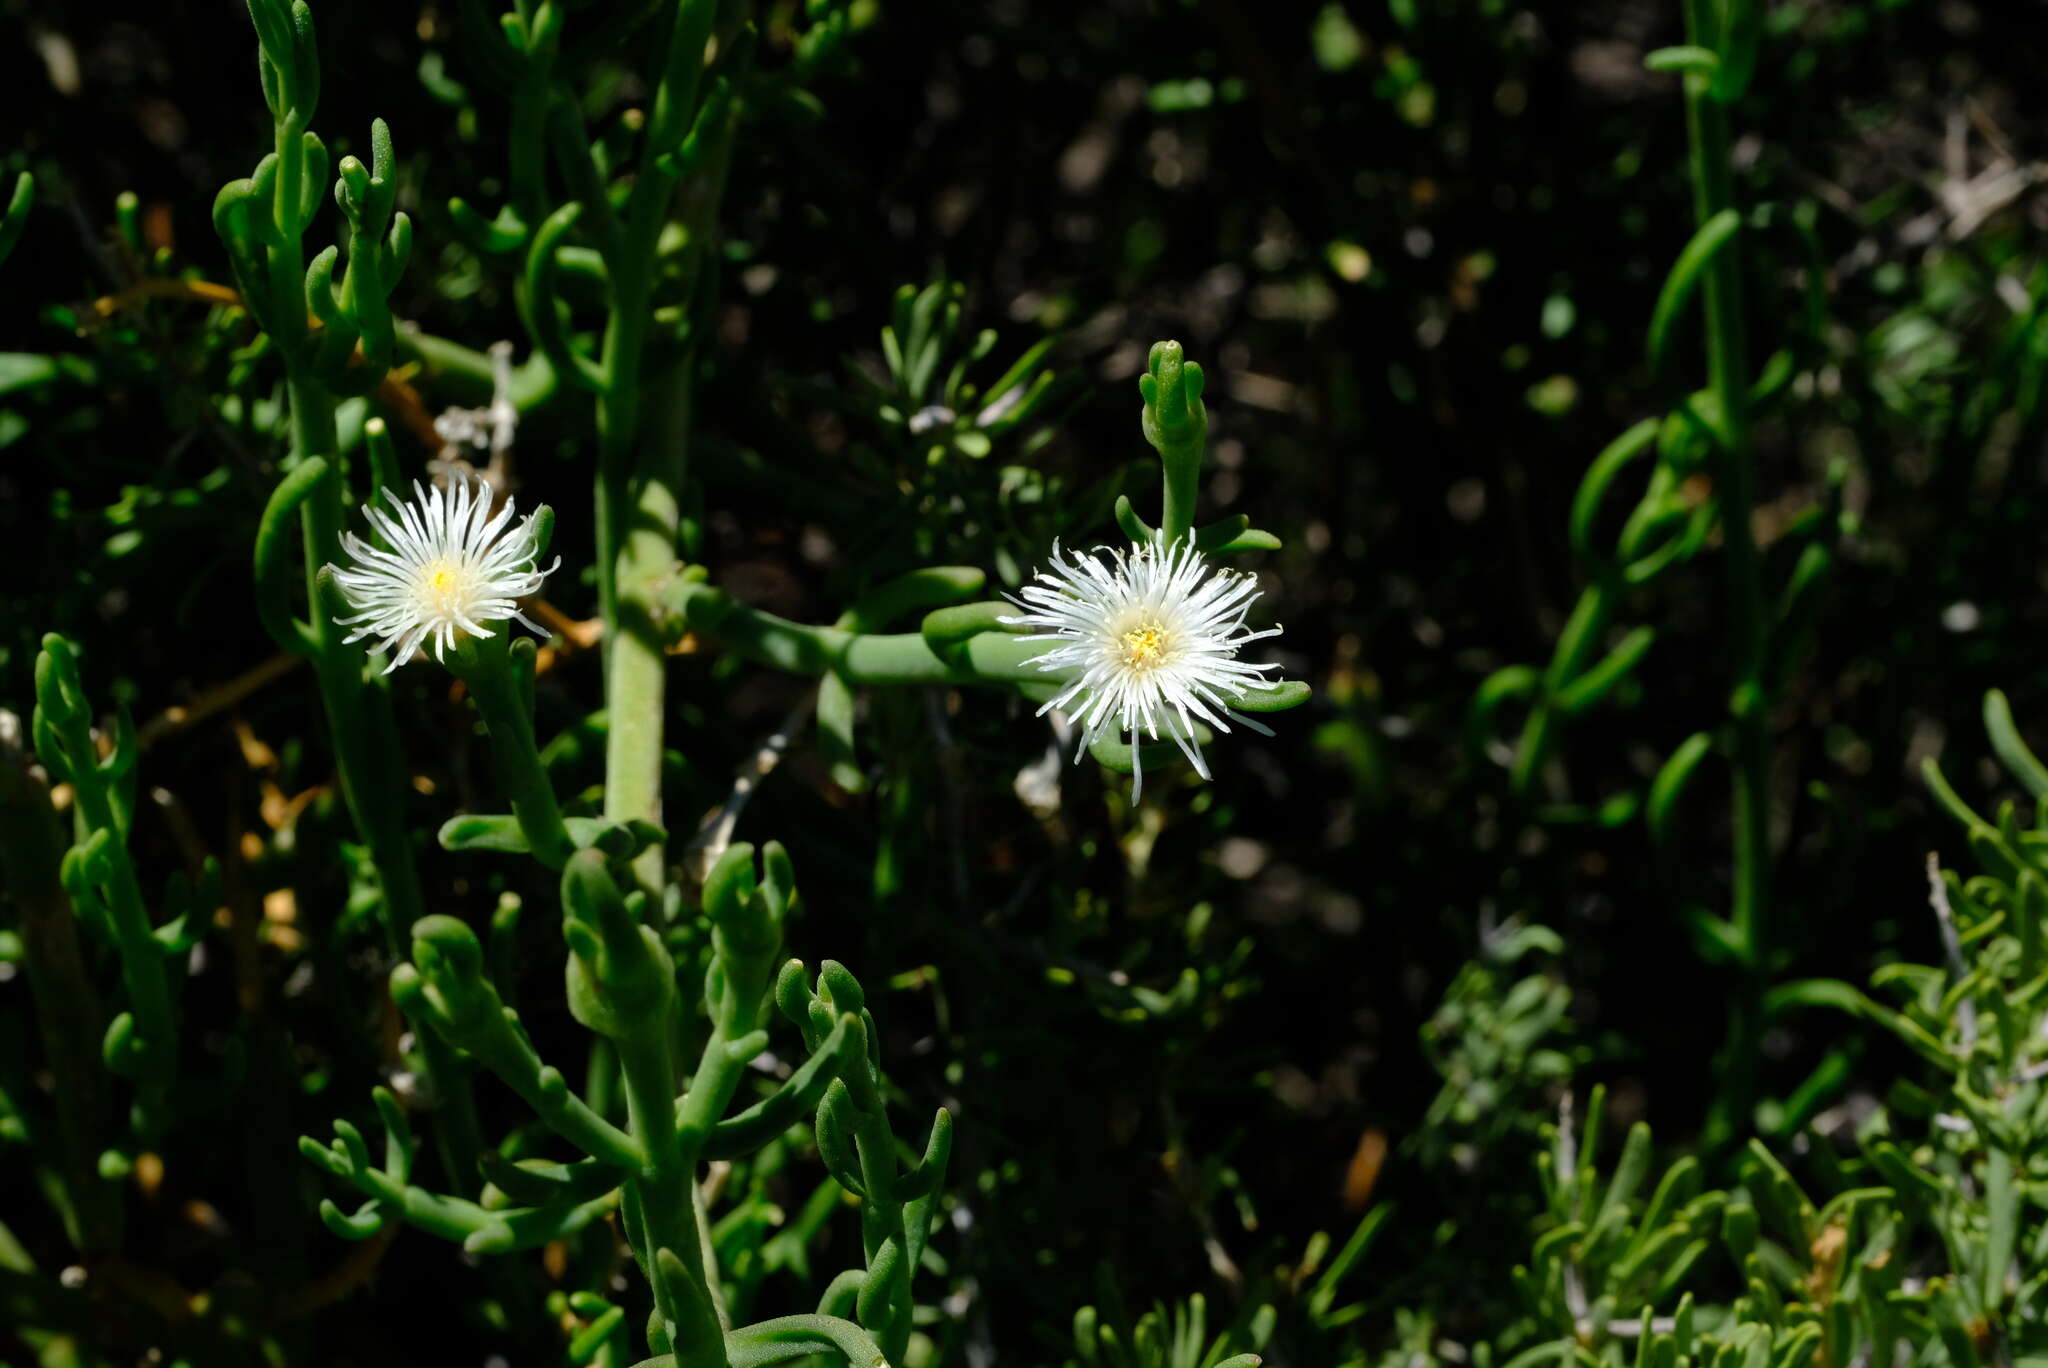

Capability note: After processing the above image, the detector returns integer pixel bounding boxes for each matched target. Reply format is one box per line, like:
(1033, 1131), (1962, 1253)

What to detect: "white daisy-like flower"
(328, 471), (557, 672)
(1001, 535), (1282, 801)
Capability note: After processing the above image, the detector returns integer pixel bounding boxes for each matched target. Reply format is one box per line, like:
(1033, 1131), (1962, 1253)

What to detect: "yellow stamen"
(419, 560), (466, 611)
(1120, 623), (1166, 670)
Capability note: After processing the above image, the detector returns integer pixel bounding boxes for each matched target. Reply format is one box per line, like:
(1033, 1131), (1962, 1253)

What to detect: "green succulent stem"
(600, 364), (690, 894)
(845, 1100), (914, 1354)
(587, 0), (731, 896)
(1680, 0), (1769, 1154)
(396, 326), (558, 408)
(670, 580), (1048, 686)
(32, 640), (177, 1132)
(557, 846), (726, 1362)
(450, 633), (576, 869)
(616, 1024), (728, 1359)
(718, 1313), (892, 1367)
(1141, 340), (1209, 547)
(268, 114), (313, 358)
(649, 1011), (772, 1352)
(68, 830), (164, 1075)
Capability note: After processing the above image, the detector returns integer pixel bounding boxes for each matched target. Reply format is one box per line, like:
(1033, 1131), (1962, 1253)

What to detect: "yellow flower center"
(418, 559), (469, 612)
(1120, 622), (1168, 671)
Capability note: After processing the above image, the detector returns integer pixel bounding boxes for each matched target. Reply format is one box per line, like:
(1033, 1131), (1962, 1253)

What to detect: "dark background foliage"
(4, 0), (2048, 1362)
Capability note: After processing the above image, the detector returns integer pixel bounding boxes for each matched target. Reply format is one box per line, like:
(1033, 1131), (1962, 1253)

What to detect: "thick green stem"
(508, 45), (557, 223)
(1160, 448), (1201, 548)
(846, 1103), (912, 1358)
(602, 365), (687, 894)
(1682, 0), (1770, 1153)
(590, 202), (663, 881)
(457, 640), (576, 869)
(615, 1026), (726, 1361)
(669, 1001), (758, 1337)
(673, 1019), (753, 1150)
(674, 585), (1051, 686)
(620, 880), (770, 1363)
(592, 0), (725, 896)
(267, 114), (311, 358)
(720, 1315), (891, 1368)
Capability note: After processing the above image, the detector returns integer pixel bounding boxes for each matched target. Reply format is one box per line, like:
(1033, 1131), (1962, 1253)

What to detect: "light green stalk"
(586, 0), (728, 895)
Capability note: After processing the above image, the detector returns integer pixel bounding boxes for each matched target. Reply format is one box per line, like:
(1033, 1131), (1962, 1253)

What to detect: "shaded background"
(4, 0), (2048, 1361)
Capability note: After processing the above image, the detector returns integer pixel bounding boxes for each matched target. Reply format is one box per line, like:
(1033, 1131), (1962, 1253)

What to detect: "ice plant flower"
(327, 471), (557, 671)
(1002, 535), (1282, 800)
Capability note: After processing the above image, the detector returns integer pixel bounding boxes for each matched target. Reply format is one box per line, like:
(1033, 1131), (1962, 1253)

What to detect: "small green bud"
(759, 841), (797, 922)
(819, 960), (864, 1015)
(562, 850), (674, 1038)
(406, 917), (508, 1046)
(775, 959), (812, 1028)
(703, 843), (759, 924)
(102, 1011), (142, 1078)
(1140, 339), (1207, 454)
(336, 156), (370, 222)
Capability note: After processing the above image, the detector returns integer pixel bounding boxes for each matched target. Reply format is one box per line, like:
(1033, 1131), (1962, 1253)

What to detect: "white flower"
(1001, 535), (1282, 801)
(328, 471), (557, 672)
